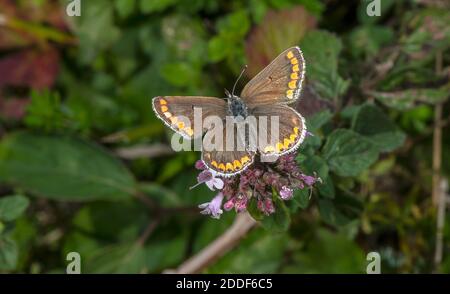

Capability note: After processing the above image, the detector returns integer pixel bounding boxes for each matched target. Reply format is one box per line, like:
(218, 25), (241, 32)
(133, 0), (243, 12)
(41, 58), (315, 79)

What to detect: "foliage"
(0, 0), (449, 273)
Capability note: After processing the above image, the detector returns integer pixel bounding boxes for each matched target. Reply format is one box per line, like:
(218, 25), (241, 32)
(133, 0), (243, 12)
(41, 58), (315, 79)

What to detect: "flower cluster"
(194, 153), (318, 219)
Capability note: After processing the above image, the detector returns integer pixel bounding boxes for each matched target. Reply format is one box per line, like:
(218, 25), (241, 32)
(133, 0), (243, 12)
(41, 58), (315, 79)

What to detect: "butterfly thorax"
(228, 96), (248, 119)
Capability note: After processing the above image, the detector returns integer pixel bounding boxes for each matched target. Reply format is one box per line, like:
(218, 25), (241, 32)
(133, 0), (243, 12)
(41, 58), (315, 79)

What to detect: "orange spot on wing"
(292, 64), (300, 72)
(226, 163), (233, 171)
(161, 105), (168, 112)
(159, 99), (167, 105)
(286, 51), (294, 59)
(290, 58), (298, 65)
(288, 80), (297, 89)
(276, 142), (284, 152)
(286, 90), (294, 99)
(218, 163), (226, 171)
(177, 121), (185, 129)
(283, 138), (291, 149)
(233, 160), (242, 169)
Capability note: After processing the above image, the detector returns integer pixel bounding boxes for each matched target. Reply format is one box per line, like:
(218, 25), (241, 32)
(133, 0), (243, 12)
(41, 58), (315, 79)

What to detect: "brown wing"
(249, 104), (307, 156)
(152, 96), (227, 139)
(202, 118), (255, 177)
(240, 47), (305, 107)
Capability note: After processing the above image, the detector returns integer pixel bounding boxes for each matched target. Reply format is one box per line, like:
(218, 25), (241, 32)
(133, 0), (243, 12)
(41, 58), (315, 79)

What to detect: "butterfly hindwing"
(152, 96), (227, 139)
(240, 46), (305, 106)
(202, 119), (255, 176)
(250, 104), (307, 156)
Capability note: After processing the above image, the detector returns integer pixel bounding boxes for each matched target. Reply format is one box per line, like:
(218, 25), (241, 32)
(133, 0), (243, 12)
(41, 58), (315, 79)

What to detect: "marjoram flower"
(192, 154), (318, 219)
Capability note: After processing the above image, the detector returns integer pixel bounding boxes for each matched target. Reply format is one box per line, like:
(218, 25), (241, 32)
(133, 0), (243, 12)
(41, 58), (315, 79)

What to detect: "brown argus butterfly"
(152, 47), (307, 177)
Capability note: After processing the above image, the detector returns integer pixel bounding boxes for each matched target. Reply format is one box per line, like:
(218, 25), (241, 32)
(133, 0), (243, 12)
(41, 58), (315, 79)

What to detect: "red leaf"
(0, 47), (59, 89)
(245, 6), (317, 77)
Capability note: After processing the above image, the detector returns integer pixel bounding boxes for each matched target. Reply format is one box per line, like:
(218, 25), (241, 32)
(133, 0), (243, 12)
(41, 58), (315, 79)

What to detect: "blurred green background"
(0, 0), (449, 273)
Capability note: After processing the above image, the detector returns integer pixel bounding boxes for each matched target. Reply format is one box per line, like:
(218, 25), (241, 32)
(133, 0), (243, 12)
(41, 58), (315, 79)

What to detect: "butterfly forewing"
(241, 47), (305, 106)
(250, 104), (307, 156)
(152, 96), (227, 139)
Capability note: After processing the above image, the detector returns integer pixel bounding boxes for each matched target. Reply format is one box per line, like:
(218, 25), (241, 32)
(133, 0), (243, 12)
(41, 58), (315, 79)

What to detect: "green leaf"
(139, 183), (182, 207)
(301, 30), (350, 101)
(352, 103), (406, 152)
(115, 0), (136, 18)
(284, 229), (365, 273)
(145, 236), (187, 271)
(301, 155), (329, 179)
(161, 62), (198, 87)
(0, 195), (29, 222)
(318, 175), (335, 199)
(84, 243), (147, 274)
(207, 36), (229, 62)
(357, 0), (395, 25)
(306, 110), (333, 132)
(370, 87), (450, 111)
(293, 188), (311, 209)
(74, 0), (121, 64)
(139, 0), (177, 13)
(322, 129), (378, 177)
(208, 10), (250, 63)
(0, 132), (135, 201)
(71, 201), (149, 242)
(340, 104), (362, 120)
(0, 235), (18, 271)
(261, 196), (290, 232)
(206, 228), (288, 273)
(348, 25), (394, 58)
(318, 192), (363, 227)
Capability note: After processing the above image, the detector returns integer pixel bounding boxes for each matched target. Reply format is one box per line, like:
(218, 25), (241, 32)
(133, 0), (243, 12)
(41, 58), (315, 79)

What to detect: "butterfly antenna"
(224, 88), (231, 98)
(232, 65), (247, 96)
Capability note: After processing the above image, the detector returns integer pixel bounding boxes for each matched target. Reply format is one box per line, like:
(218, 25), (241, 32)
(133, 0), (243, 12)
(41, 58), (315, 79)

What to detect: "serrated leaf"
(306, 110), (333, 132)
(318, 191), (363, 227)
(301, 30), (350, 100)
(0, 132), (135, 201)
(322, 129), (378, 177)
(284, 229), (365, 273)
(370, 87), (450, 111)
(352, 104), (405, 152)
(0, 195), (29, 222)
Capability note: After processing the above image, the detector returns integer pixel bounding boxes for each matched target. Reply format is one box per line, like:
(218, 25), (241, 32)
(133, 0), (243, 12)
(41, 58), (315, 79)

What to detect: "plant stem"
(164, 212), (257, 274)
(432, 50), (446, 272)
